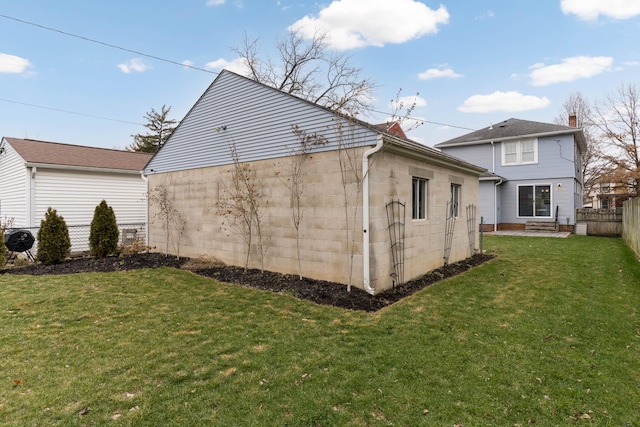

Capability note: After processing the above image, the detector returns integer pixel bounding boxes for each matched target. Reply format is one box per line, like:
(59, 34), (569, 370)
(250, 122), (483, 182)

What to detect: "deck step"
(524, 221), (558, 232)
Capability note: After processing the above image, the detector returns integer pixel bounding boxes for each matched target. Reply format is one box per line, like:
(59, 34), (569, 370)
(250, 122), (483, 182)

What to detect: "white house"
(0, 137), (152, 252)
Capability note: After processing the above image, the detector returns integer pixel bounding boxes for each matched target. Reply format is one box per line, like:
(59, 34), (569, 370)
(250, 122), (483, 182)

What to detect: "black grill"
(3, 229), (36, 264)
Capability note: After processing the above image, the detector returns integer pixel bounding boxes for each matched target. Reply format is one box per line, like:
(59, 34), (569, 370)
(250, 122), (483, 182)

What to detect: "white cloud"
(561, 0), (640, 20)
(0, 53), (31, 74)
(418, 67), (462, 80)
(458, 91), (551, 113)
(181, 60), (195, 68)
(206, 0), (225, 6)
(475, 10), (495, 20)
(529, 56), (613, 86)
(289, 0), (449, 50)
(117, 58), (151, 73)
(205, 57), (250, 75)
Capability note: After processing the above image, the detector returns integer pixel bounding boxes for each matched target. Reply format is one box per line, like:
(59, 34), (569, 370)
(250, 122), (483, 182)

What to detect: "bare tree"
(217, 144), (270, 272)
(591, 84), (640, 197)
(233, 29), (375, 114)
(148, 185), (186, 258)
(388, 88), (424, 133)
(278, 125), (328, 279)
(334, 116), (366, 292)
(553, 92), (607, 198)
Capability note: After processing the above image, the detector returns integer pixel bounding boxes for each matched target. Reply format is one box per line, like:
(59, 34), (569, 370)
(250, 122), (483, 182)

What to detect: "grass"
(1, 235), (639, 426)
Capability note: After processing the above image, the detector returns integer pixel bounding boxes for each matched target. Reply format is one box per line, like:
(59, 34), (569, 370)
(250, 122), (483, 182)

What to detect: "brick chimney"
(568, 112), (577, 127)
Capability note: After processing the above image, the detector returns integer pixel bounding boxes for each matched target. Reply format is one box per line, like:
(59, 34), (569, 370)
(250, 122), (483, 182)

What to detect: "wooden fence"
(575, 208), (623, 236)
(622, 198), (640, 259)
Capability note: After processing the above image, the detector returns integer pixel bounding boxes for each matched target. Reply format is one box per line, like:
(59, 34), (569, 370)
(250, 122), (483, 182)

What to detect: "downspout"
(141, 171), (149, 248)
(491, 141), (495, 173)
(494, 179), (503, 232)
(28, 166), (37, 228)
(362, 134), (384, 295)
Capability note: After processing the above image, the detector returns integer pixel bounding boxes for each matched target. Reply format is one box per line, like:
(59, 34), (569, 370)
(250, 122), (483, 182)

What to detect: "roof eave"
(25, 162), (144, 175)
(383, 135), (486, 176)
(436, 128), (587, 149)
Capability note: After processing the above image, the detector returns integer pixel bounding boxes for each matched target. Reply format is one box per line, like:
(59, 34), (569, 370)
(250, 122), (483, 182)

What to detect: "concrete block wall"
(148, 149), (365, 288)
(147, 146), (480, 293)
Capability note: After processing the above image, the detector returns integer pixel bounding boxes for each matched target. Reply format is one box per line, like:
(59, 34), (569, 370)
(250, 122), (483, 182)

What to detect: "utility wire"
(0, 13), (475, 132)
(370, 108), (477, 131)
(0, 13), (217, 74)
(0, 98), (145, 126)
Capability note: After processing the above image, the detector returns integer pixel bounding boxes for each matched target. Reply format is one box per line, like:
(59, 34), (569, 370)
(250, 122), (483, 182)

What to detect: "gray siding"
(146, 70), (378, 175)
(500, 178), (575, 224)
(495, 135), (578, 180)
(479, 181), (497, 224)
(438, 144), (494, 171)
(442, 135), (579, 181)
(440, 133), (582, 225)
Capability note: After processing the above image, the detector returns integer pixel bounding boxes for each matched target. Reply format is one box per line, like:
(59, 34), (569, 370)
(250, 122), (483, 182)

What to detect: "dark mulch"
(1, 252), (494, 312)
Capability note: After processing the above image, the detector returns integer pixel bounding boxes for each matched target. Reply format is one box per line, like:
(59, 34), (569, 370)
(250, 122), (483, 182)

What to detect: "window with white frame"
(412, 177), (427, 220)
(518, 184), (551, 217)
(450, 183), (461, 217)
(502, 138), (538, 165)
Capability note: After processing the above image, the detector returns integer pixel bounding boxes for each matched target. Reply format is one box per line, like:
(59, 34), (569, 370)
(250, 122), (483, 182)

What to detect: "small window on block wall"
(412, 177), (427, 220)
(450, 183), (461, 217)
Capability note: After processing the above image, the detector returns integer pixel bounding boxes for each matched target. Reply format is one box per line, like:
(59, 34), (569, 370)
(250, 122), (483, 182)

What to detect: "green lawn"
(1, 235), (639, 426)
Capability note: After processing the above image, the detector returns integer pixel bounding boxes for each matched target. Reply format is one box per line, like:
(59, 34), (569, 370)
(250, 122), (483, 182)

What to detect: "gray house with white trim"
(144, 70), (485, 294)
(435, 118), (586, 232)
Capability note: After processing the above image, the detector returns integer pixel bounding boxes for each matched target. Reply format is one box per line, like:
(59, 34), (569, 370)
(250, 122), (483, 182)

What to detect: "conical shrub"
(89, 200), (119, 258)
(36, 207), (71, 265)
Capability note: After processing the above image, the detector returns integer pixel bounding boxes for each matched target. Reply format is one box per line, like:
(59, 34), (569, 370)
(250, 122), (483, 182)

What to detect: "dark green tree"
(36, 207), (71, 265)
(89, 200), (119, 258)
(128, 105), (177, 153)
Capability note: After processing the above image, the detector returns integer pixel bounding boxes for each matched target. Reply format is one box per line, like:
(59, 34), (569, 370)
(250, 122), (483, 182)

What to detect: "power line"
(0, 98), (145, 126)
(0, 13), (218, 75)
(0, 13), (475, 133)
(370, 108), (476, 131)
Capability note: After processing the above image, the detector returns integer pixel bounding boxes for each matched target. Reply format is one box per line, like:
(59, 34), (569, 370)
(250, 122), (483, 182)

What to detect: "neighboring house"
(144, 70), (485, 294)
(0, 137), (152, 252)
(434, 117), (586, 232)
(586, 182), (631, 209)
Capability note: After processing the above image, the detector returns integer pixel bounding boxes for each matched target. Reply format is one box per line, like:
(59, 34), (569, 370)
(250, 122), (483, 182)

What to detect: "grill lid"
(4, 230), (36, 252)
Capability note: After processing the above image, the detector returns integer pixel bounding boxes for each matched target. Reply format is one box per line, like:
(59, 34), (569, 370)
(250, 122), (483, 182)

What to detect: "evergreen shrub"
(36, 207), (71, 265)
(89, 200), (119, 258)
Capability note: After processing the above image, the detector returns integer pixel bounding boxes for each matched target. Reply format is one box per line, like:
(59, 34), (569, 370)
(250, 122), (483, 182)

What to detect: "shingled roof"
(2, 137), (152, 172)
(434, 118), (587, 152)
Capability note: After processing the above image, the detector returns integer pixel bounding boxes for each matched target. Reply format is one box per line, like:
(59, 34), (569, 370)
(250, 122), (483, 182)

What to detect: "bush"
(89, 200), (119, 258)
(36, 207), (71, 265)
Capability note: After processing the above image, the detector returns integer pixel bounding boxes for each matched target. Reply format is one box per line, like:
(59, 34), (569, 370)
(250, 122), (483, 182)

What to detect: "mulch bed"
(1, 252), (494, 312)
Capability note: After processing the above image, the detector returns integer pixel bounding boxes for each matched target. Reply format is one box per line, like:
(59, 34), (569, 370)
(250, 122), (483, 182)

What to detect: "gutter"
(436, 128), (585, 149)
(361, 134), (384, 295)
(24, 162), (143, 175)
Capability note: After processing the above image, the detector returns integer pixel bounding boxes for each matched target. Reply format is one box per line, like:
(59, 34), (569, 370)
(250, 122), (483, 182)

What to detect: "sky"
(1, 0), (639, 150)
